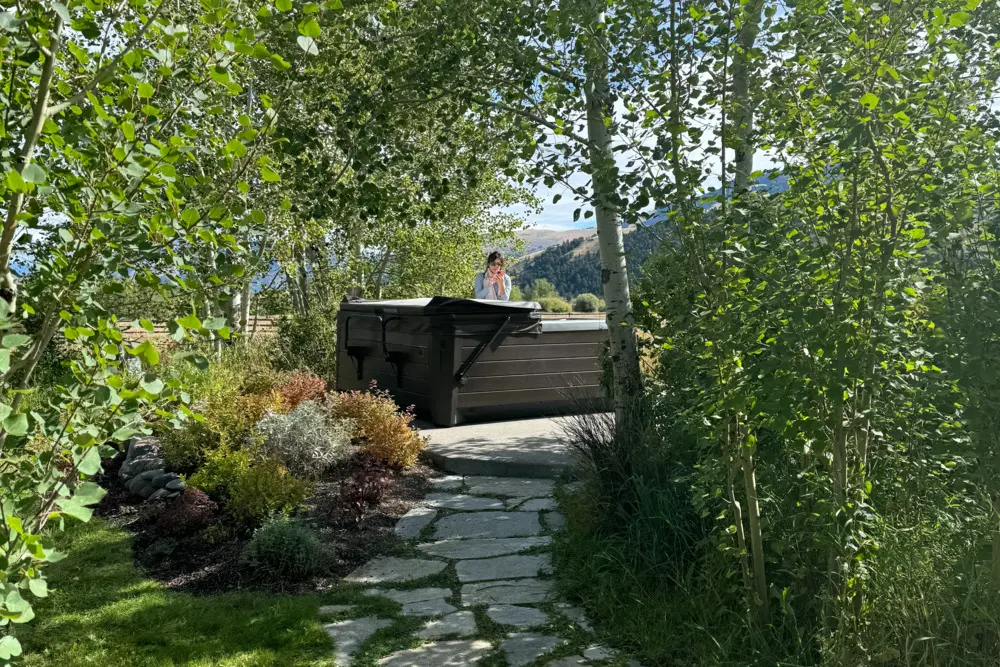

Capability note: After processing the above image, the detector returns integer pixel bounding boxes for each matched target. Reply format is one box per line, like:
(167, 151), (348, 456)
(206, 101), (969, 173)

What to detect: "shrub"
(572, 293), (602, 312)
(241, 517), (330, 582)
(337, 456), (395, 525)
(273, 371), (327, 412)
(226, 457), (311, 529)
(277, 310), (338, 383)
(156, 489), (218, 538)
(254, 401), (354, 478)
(160, 390), (281, 471)
(509, 285), (524, 301)
(188, 446), (251, 502)
(329, 387), (427, 467)
(537, 296), (571, 313)
(525, 278), (557, 300)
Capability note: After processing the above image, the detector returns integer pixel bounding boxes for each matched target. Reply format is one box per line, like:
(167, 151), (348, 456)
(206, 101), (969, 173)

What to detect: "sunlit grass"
(16, 521), (333, 667)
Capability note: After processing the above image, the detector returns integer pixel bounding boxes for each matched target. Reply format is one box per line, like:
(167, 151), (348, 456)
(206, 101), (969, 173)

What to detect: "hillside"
(511, 225), (662, 298)
(503, 227), (596, 258)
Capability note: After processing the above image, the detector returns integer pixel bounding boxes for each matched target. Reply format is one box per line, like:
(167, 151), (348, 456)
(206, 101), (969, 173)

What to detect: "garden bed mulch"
(94, 451), (432, 595)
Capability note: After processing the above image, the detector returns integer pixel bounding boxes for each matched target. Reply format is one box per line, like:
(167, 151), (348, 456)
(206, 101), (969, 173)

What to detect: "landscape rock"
(464, 476), (554, 498)
(166, 478), (185, 491)
(434, 511), (540, 540)
(127, 475), (148, 495)
(414, 611), (477, 639)
(417, 536), (551, 560)
(554, 603), (593, 631)
(394, 506), (437, 539)
(486, 604), (549, 629)
(148, 488), (171, 501)
(140, 468), (165, 481)
(324, 616), (392, 667)
(402, 598), (458, 616)
(345, 557), (447, 585)
(424, 493), (505, 511)
(364, 587), (452, 604)
(462, 579), (553, 605)
(547, 657), (587, 667)
(378, 640), (492, 667)
(456, 554), (552, 582)
(501, 632), (563, 667)
(151, 473), (173, 489)
(138, 484), (157, 499)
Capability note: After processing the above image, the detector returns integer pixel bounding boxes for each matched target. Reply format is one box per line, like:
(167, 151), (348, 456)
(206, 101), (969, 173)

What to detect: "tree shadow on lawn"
(17, 520), (333, 667)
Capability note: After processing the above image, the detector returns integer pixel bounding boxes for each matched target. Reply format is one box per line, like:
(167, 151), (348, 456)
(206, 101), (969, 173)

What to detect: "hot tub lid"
(340, 296), (542, 317)
(540, 318), (609, 332)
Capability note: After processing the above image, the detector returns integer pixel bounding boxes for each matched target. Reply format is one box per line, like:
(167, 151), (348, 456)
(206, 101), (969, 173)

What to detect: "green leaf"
(3, 413), (28, 437)
(2, 333), (30, 348)
(28, 578), (47, 599)
(77, 447), (102, 476)
(50, 1), (71, 23)
(225, 138), (247, 158)
(6, 169), (26, 193)
(141, 377), (165, 395)
(138, 82), (155, 98)
(122, 121), (136, 141)
(0, 635), (22, 659)
(6, 516), (22, 534)
(22, 163), (46, 183)
(204, 317), (227, 331)
(860, 92), (879, 110)
(73, 481), (106, 506)
(140, 318), (154, 332)
(949, 11), (971, 27)
(177, 313), (202, 329)
(299, 18), (321, 37)
(129, 340), (160, 366)
(0, 404), (11, 423)
(0, 349), (8, 373)
(261, 164), (281, 182)
(275, 0), (292, 10)
(296, 35), (319, 55)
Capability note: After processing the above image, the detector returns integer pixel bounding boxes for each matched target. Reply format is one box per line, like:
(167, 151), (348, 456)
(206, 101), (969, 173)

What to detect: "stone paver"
(506, 497), (531, 509)
(520, 497), (558, 512)
(415, 611), (478, 639)
(363, 587), (456, 616)
(394, 506), (437, 539)
(548, 658), (588, 667)
(424, 493), (505, 511)
(462, 578), (553, 605)
(486, 604), (549, 629)
(345, 557), (446, 584)
(456, 554), (552, 582)
(555, 603), (593, 631)
(324, 616), (392, 667)
(464, 476), (555, 498)
(543, 511), (566, 532)
(502, 632), (563, 667)
(434, 511), (540, 540)
(318, 604), (355, 615)
(428, 475), (464, 491)
(583, 645), (615, 661)
(417, 536), (551, 560)
(378, 640), (493, 666)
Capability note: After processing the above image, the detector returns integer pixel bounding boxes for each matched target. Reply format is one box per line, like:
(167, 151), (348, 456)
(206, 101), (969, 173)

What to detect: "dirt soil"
(94, 451), (433, 595)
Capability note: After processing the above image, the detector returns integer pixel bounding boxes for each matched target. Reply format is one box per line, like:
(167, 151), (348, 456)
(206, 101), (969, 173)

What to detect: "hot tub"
(335, 297), (609, 426)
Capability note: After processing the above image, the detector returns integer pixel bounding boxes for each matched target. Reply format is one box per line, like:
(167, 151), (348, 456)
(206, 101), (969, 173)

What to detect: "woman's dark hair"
(485, 251), (505, 271)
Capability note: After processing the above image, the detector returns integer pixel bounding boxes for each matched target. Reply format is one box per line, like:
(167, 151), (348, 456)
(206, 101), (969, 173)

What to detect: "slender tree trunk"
(740, 425), (770, 622)
(0, 18), (64, 313)
(239, 280), (252, 339)
(727, 420), (752, 591)
(731, 0), (765, 196)
(582, 0), (642, 431)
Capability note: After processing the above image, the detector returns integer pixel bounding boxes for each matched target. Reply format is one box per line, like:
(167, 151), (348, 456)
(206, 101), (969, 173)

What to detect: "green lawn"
(15, 521), (334, 667)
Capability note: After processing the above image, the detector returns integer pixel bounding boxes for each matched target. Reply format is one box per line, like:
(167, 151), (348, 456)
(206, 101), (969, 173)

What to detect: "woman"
(474, 251), (512, 301)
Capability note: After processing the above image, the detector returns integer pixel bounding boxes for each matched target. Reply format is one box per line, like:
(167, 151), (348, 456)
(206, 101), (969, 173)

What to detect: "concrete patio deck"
(418, 416), (581, 480)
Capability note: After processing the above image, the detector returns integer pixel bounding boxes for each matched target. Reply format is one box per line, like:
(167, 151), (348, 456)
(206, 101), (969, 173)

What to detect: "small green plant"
(241, 517), (330, 582)
(226, 457), (311, 530)
(536, 296), (571, 313)
(188, 446), (252, 503)
(254, 401), (354, 478)
(572, 293), (602, 312)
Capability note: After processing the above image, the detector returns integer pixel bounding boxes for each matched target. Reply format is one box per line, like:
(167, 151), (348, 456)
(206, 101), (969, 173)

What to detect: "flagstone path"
(319, 475), (643, 667)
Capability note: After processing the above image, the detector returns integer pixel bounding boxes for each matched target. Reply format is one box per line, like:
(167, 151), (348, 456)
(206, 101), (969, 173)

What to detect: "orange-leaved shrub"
(273, 371), (327, 412)
(328, 386), (426, 467)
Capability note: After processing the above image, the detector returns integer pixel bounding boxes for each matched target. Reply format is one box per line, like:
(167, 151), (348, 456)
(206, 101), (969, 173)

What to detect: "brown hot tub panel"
(335, 297), (608, 426)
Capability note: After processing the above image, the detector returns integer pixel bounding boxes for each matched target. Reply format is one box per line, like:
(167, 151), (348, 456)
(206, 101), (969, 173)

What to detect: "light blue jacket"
(474, 272), (512, 301)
